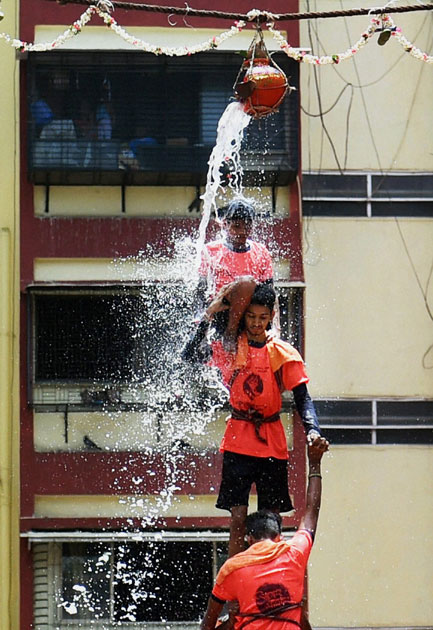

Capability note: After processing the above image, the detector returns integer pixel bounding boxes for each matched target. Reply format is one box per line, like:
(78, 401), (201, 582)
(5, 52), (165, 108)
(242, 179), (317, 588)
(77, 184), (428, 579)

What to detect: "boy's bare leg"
(228, 505), (248, 557)
(223, 277), (256, 352)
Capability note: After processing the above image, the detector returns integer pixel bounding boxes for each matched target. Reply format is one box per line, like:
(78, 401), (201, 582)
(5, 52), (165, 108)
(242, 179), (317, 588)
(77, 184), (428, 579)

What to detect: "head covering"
(224, 199), (256, 222)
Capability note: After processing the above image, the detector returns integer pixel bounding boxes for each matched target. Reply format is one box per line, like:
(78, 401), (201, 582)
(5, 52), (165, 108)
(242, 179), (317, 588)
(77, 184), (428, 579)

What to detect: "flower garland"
(267, 13), (433, 65)
(0, 5), (246, 54)
(95, 6), (246, 55)
(0, 5), (431, 64)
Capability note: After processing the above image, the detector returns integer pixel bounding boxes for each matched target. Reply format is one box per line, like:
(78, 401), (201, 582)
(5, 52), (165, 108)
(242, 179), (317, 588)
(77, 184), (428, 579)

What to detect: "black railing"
(27, 51), (299, 186)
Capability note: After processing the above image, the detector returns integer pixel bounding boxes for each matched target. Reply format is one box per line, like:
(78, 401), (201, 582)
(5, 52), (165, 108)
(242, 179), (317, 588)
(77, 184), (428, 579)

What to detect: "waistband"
(230, 408), (280, 444)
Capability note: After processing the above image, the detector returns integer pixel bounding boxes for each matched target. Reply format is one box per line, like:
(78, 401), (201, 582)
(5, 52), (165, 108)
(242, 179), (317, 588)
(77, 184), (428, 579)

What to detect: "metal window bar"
(27, 51), (300, 187)
(302, 172), (433, 217)
(316, 398), (433, 444)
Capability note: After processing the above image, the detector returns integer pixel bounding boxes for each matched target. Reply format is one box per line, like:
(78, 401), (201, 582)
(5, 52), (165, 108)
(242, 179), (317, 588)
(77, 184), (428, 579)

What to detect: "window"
(29, 284), (197, 408)
(302, 172), (433, 217)
(33, 537), (228, 628)
(27, 51), (299, 186)
(29, 284), (304, 410)
(316, 399), (433, 444)
(277, 285), (304, 352)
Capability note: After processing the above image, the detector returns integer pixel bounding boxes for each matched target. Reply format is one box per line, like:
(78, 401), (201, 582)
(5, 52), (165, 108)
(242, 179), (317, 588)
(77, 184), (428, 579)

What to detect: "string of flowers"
(0, 5), (431, 64)
(267, 13), (433, 65)
(0, 5), (246, 54)
(95, 6), (246, 55)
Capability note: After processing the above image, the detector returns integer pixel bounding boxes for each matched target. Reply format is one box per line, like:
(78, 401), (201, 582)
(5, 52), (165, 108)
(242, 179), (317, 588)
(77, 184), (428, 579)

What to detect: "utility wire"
(44, 0), (433, 22)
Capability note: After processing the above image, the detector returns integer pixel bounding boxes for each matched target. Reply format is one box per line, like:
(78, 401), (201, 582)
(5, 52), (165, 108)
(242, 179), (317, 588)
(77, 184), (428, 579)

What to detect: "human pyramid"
(182, 198), (329, 630)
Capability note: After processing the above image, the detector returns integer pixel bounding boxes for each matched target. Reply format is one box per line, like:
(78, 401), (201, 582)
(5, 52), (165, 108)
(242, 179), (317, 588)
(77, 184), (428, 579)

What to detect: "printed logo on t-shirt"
(256, 582), (291, 614)
(243, 373), (264, 400)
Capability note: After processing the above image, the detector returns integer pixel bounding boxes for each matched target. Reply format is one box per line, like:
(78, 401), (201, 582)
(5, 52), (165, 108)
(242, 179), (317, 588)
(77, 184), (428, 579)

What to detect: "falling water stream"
(59, 101), (255, 622)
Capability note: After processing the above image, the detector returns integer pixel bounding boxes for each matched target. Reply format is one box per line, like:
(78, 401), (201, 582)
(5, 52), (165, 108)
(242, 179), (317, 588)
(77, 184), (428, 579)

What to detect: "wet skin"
(223, 218), (253, 250)
(244, 303), (274, 343)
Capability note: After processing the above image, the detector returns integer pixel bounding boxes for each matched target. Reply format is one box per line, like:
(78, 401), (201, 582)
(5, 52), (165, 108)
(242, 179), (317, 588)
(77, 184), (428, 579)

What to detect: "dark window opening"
(32, 286), (193, 385)
(61, 540), (227, 622)
(27, 51), (299, 186)
(302, 174), (366, 198)
(316, 400), (433, 445)
(302, 200), (366, 217)
(302, 173), (433, 217)
(29, 284), (304, 410)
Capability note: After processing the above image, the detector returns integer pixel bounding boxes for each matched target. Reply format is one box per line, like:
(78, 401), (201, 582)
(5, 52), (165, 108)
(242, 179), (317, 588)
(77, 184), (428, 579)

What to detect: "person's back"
(201, 441), (329, 630)
(212, 529), (312, 630)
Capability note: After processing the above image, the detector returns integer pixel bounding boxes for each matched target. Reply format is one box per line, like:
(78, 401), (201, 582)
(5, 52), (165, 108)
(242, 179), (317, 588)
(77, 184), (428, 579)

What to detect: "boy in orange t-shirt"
(189, 283), (323, 558)
(201, 440), (329, 630)
(183, 199), (274, 358)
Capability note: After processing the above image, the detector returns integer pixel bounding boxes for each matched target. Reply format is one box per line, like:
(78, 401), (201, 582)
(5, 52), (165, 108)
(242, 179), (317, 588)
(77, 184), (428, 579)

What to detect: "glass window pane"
(113, 541), (213, 622)
(303, 200), (366, 217)
(377, 401), (433, 425)
(276, 287), (303, 350)
(302, 174), (366, 198)
(315, 400), (372, 425)
(33, 286), (193, 384)
(323, 428), (371, 444)
(61, 542), (111, 620)
(377, 428), (433, 445)
(372, 175), (433, 198)
(371, 201), (433, 217)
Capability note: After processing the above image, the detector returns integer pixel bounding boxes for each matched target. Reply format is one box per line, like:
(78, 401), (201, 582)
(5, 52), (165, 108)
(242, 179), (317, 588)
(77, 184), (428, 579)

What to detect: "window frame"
(316, 398), (433, 445)
(302, 171), (433, 217)
(26, 50), (300, 187)
(31, 534), (230, 629)
(28, 282), (304, 412)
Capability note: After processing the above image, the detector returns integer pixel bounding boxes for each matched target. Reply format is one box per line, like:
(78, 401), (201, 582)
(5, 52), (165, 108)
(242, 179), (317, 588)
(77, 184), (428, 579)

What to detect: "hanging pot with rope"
(234, 29), (293, 119)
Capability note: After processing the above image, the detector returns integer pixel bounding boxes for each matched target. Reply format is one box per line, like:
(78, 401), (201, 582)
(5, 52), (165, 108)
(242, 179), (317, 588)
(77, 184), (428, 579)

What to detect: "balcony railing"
(27, 51), (299, 186)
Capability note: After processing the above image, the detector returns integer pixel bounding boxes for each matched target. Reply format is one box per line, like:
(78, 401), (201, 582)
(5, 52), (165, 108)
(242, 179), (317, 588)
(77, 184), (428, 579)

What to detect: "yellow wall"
(304, 218), (433, 398)
(300, 1), (433, 172)
(299, 3), (433, 626)
(309, 447), (433, 627)
(0, 0), (20, 629)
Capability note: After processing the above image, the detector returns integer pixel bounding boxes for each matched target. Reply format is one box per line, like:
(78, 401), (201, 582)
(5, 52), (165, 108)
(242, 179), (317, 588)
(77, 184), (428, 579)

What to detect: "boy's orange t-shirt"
(212, 342), (309, 460)
(199, 240), (273, 294)
(212, 530), (313, 630)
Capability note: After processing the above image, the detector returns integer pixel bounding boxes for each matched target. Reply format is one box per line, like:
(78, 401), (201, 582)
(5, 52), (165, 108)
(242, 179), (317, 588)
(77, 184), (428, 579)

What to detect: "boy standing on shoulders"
(189, 198), (274, 354)
(188, 283), (324, 558)
(201, 440), (329, 630)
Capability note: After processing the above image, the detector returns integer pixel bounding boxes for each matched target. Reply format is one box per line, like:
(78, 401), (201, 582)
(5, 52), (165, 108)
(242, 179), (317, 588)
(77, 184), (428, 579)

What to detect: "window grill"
(28, 284), (304, 410)
(302, 172), (433, 217)
(316, 399), (433, 444)
(27, 51), (299, 186)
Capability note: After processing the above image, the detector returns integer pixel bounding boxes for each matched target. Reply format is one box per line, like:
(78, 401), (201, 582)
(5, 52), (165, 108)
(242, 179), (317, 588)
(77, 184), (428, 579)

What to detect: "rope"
(45, 0), (433, 22)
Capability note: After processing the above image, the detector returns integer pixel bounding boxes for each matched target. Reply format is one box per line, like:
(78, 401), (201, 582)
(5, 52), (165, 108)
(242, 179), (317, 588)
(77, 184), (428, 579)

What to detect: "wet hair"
(217, 205), (229, 221)
(249, 283), (276, 312)
(245, 509), (282, 541)
(224, 199), (255, 223)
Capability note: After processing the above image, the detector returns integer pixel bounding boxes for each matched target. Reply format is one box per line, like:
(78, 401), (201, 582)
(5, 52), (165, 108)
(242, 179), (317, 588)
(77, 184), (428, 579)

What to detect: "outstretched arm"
(201, 595), (224, 630)
(292, 383), (322, 441)
(299, 439), (329, 537)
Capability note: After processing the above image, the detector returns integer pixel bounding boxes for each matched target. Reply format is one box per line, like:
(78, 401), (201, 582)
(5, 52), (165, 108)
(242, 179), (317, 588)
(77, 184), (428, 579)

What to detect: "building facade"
(0, 0), (431, 628)
(299, 1), (433, 626)
(18, 1), (307, 629)
(0, 0), (20, 629)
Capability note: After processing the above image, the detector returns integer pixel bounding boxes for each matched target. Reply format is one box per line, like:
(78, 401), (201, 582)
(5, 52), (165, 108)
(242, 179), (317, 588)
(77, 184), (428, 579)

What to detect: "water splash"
(60, 100), (256, 622)
(196, 100), (251, 265)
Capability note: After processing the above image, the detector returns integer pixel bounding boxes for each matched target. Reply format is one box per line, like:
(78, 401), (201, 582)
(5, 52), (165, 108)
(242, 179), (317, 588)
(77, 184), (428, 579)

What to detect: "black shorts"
(216, 451), (294, 513)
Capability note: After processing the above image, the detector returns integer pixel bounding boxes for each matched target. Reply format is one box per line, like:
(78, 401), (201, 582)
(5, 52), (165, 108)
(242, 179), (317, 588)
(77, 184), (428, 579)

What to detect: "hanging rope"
(1, 4), (432, 64)
(44, 0), (433, 23)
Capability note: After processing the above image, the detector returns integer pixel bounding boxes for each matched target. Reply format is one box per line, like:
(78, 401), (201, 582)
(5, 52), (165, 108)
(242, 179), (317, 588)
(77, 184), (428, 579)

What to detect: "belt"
(238, 601), (303, 629)
(230, 408), (280, 444)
